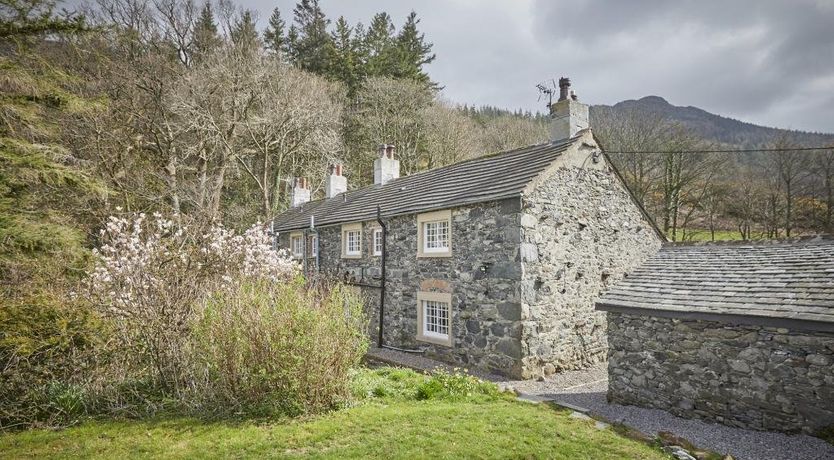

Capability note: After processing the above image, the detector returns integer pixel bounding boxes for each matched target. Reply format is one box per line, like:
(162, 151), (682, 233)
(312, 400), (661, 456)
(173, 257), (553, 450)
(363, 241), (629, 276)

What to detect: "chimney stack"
(290, 177), (310, 208)
(549, 76), (590, 141)
(373, 144), (400, 185)
(325, 163), (347, 198)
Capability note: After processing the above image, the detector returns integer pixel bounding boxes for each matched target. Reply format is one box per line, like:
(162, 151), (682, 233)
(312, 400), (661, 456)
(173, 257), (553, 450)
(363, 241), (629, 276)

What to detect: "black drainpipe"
(376, 205), (387, 348)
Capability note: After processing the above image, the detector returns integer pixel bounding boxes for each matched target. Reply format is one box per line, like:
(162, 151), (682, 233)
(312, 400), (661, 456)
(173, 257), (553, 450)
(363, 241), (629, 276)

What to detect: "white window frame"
(290, 232), (303, 259)
(416, 291), (453, 347)
(309, 235), (318, 258)
(341, 223), (362, 258)
(373, 228), (383, 256)
(417, 209), (452, 258)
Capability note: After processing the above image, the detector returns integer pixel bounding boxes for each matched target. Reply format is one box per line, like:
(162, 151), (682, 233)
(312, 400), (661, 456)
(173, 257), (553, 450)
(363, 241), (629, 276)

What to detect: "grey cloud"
(68, 0), (834, 132)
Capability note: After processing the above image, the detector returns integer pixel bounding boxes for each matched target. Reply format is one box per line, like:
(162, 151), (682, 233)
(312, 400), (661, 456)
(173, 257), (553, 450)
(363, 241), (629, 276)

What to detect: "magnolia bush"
(89, 212), (298, 393)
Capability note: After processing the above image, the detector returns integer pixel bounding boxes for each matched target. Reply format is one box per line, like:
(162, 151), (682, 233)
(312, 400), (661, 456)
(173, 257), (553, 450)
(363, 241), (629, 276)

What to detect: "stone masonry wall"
(279, 198), (526, 377)
(519, 165), (662, 379)
(607, 312), (834, 434)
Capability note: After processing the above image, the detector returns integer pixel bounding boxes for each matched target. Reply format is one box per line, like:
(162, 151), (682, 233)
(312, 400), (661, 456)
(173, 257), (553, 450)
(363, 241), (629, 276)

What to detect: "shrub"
(189, 278), (367, 417)
(88, 213), (298, 394)
(0, 295), (105, 430)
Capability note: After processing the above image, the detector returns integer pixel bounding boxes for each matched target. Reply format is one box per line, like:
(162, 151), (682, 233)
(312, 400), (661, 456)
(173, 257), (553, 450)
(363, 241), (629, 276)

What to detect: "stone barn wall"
(519, 163), (662, 379)
(607, 312), (834, 434)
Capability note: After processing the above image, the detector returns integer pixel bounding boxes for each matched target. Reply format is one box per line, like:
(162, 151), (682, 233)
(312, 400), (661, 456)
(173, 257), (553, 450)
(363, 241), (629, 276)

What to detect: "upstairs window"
(341, 223), (362, 258)
(423, 221), (449, 253)
(373, 228), (383, 256)
(417, 210), (452, 257)
(290, 233), (303, 259)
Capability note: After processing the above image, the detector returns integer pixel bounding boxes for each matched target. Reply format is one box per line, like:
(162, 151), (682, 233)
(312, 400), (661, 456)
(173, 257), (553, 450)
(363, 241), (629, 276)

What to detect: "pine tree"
(363, 12), (395, 77)
(288, 0), (333, 75)
(230, 10), (260, 51)
(193, 1), (220, 63)
(329, 16), (361, 95)
(263, 7), (286, 54)
(391, 11), (436, 86)
(286, 25), (299, 62)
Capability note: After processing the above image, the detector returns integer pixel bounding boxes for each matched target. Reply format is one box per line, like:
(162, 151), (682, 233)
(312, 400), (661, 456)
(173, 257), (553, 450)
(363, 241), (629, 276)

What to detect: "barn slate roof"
(596, 236), (834, 330)
(273, 134), (582, 232)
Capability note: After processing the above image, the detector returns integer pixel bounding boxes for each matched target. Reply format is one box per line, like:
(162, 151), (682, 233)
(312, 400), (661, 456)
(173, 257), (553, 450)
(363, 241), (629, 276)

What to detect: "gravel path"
(366, 348), (834, 460)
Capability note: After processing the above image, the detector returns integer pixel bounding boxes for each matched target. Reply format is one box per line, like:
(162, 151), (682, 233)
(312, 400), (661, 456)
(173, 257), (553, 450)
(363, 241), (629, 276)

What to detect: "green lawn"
(0, 368), (668, 459)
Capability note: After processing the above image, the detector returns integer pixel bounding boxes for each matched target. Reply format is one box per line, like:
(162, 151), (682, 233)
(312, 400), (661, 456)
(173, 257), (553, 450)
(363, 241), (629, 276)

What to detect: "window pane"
(423, 300), (450, 338)
(424, 220), (449, 251)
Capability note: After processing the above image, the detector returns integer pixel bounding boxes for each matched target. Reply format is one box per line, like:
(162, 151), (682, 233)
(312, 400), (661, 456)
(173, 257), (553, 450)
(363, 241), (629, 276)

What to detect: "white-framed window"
(416, 291), (453, 346)
(373, 228), (383, 256)
(417, 209), (452, 257)
(423, 220), (449, 253)
(309, 235), (318, 258)
(341, 223), (362, 258)
(423, 300), (449, 338)
(290, 233), (303, 258)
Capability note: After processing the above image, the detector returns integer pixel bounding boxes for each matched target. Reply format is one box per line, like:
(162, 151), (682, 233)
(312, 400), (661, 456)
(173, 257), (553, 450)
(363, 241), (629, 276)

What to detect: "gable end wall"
(519, 144), (662, 378)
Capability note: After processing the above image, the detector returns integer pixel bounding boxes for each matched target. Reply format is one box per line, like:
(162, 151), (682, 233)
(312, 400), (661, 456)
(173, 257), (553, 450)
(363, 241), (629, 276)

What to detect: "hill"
(591, 96), (834, 148)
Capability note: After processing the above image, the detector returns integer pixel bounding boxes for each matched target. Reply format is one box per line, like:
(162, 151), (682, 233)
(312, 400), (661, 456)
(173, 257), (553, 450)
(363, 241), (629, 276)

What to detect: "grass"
(668, 228), (747, 242)
(0, 368), (670, 459)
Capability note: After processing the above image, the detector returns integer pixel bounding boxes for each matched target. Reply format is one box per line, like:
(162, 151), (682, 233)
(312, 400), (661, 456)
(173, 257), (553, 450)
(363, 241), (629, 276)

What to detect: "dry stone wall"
(519, 166), (661, 379)
(607, 312), (834, 434)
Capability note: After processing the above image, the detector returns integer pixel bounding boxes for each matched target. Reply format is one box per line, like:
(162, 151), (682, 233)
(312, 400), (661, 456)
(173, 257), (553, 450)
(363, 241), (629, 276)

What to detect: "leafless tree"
(171, 44), (343, 220)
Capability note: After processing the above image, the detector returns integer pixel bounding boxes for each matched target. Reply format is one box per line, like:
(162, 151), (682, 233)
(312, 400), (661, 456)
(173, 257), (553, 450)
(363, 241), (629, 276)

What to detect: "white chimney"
(549, 77), (589, 141)
(290, 177), (310, 208)
(325, 163), (347, 198)
(373, 144), (400, 186)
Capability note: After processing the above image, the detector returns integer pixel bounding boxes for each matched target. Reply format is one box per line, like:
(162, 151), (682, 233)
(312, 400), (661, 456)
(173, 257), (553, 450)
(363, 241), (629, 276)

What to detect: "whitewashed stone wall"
(519, 166), (662, 379)
(607, 312), (834, 434)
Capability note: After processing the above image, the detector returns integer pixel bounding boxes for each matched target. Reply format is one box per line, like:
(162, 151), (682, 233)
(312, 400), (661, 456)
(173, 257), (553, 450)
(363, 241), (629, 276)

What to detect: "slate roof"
(273, 134), (582, 232)
(596, 236), (834, 328)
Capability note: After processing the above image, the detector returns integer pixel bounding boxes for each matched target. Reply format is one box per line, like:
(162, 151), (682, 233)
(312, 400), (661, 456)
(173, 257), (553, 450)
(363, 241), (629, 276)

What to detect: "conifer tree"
(193, 1), (220, 62)
(363, 12), (395, 77)
(288, 0), (333, 75)
(230, 10), (260, 51)
(285, 24), (299, 61)
(329, 16), (361, 96)
(392, 11), (436, 87)
(263, 7), (286, 54)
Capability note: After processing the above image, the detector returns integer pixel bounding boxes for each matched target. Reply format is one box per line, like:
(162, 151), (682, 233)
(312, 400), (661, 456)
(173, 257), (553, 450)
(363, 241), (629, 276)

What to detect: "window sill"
(417, 251), (452, 258)
(416, 333), (453, 347)
(342, 253), (362, 259)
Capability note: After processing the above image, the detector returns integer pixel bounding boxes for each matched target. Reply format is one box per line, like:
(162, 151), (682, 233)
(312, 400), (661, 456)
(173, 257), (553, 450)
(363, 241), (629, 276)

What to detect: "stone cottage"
(597, 237), (834, 434)
(273, 79), (664, 379)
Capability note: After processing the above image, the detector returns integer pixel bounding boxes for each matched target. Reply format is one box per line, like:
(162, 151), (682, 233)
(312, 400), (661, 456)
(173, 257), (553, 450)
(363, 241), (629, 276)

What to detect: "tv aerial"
(536, 79), (557, 108)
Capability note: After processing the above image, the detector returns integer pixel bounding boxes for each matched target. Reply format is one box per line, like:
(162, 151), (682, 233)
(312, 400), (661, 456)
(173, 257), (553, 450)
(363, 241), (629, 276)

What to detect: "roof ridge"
(665, 234), (834, 248)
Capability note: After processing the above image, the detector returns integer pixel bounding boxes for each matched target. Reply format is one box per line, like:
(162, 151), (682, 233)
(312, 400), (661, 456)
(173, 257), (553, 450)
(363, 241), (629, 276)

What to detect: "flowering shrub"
(88, 212), (298, 392)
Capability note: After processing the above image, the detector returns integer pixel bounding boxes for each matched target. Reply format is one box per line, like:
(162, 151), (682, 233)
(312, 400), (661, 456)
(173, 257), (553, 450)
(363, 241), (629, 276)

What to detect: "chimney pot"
(558, 77), (571, 101)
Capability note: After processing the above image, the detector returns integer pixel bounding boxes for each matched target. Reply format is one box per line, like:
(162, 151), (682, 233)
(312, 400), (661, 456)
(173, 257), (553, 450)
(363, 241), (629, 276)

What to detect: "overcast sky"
(233, 0), (833, 133)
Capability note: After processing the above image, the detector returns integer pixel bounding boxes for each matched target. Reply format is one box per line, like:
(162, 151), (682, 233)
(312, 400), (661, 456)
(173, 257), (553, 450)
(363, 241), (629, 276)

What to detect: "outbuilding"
(596, 236), (834, 434)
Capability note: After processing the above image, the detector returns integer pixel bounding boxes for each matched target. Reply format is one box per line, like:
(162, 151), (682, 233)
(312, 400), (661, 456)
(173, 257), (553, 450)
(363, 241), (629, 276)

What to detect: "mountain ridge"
(590, 96), (834, 148)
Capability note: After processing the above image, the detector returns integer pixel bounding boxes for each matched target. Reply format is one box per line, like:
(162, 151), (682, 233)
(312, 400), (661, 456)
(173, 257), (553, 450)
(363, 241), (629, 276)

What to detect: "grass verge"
(0, 368), (669, 459)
